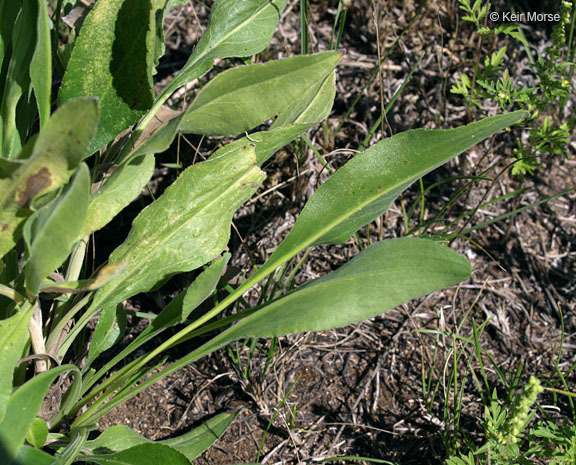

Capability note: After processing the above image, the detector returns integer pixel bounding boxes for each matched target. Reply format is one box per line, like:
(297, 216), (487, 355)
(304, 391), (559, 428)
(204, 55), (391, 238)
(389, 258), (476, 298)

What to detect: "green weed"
(453, 0), (575, 176)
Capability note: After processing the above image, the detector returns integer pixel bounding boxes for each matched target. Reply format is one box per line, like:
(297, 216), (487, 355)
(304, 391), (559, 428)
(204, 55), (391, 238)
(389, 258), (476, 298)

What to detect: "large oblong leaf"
(88, 144), (264, 314)
(208, 70), (337, 166)
(158, 0), (288, 103)
(0, 98), (99, 259)
(179, 52), (341, 136)
(59, 0), (156, 153)
(81, 443), (191, 465)
(83, 113), (526, 421)
(99, 238), (472, 418)
(260, 111), (527, 273)
(23, 163), (90, 294)
(84, 411), (237, 460)
(208, 238), (471, 339)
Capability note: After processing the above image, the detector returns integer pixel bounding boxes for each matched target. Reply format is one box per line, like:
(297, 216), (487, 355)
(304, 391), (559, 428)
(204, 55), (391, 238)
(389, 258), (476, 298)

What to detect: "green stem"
(46, 294), (92, 356)
(0, 283), (25, 306)
(72, 299), (273, 427)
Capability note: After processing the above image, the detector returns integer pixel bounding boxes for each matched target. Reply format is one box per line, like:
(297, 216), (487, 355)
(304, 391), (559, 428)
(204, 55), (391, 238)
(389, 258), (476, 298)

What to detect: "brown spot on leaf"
(1, 223), (7, 232)
(17, 167), (52, 206)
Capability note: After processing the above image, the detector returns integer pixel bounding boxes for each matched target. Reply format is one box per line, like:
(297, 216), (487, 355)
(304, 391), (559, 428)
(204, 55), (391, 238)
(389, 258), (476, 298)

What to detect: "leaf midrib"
(256, 264), (465, 314)
(255, 129), (476, 287)
(91, 161), (260, 309)
(196, 0), (280, 62)
(188, 54), (335, 114)
(174, 0), (282, 88)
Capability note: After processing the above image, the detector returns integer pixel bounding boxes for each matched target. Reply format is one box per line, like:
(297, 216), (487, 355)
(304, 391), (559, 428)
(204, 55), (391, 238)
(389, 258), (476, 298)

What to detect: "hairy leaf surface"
(23, 163), (90, 294)
(158, 0), (288, 102)
(59, 0), (157, 153)
(0, 98), (98, 259)
(89, 145), (264, 312)
(179, 52), (341, 136)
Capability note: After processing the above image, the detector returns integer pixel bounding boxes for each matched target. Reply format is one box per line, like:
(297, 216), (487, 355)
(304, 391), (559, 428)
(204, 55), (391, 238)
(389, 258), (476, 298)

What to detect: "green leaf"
(86, 304), (126, 367)
(0, 98), (99, 259)
(166, 0), (189, 11)
(207, 238), (471, 339)
(149, 0), (168, 75)
(59, 0), (155, 153)
(188, 0), (289, 61)
(161, 411), (237, 460)
(82, 113), (526, 421)
(81, 154), (155, 236)
(264, 112), (527, 266)
(100, 240), (471, 417)
(85, 426), (150, 453)
(271, 70), (336, 129)
(23, 163), (91, 294)
(158, 0), (289, 103)
(26, 418), (48, 448)
(147, 254), (230, 330)
(0, 305), (34, 422)
(210, 124), (310, 166)
(11, 445), (55, 465)
(82, 443), (191, 465)
(81, 255), (229, 392)
(86, 145), (264, 323)
(50, 427), (90, 465)
(29, 0), (51, 128)
(208, 70), (337, 166)
(179, 52), (341, 136)
(0, 0), (35, 157)
(85, 411), (236, 460)
(0, 364), (79, 463)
